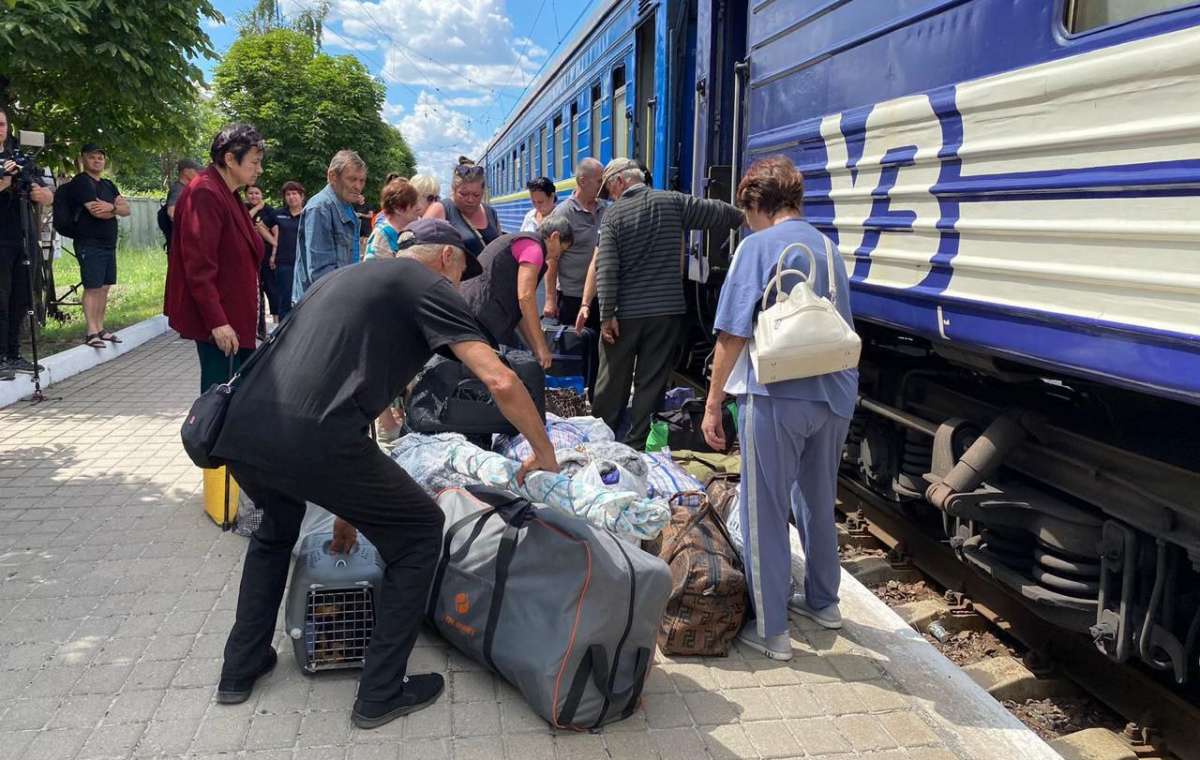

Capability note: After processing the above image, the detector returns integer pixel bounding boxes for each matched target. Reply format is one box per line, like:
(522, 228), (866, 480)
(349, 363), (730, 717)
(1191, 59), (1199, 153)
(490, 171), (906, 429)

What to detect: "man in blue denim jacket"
(293, 150), (368, 301)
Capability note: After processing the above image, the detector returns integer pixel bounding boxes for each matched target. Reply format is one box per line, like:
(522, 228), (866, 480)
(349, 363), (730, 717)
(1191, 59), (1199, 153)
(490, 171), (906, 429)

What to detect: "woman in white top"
(521, 176), (557, 231)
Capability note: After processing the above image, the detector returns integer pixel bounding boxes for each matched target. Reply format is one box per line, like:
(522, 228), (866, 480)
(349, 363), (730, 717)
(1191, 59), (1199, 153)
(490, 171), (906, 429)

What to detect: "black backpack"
(157, 201), (172, 250)
(408, 349), (545, 436)
(52, 183), (80, 239)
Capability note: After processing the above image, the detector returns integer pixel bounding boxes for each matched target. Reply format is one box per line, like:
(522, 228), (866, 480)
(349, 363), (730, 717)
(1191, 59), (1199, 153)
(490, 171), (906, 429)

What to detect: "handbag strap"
(759, 239), (841, 311)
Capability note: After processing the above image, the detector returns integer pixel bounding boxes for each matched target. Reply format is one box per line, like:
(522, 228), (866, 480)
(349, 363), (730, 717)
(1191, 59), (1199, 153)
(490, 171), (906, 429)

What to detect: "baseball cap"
(80, 143), (106, 156)
(598, 157), (640, 200)
(397, 218), (482, 280)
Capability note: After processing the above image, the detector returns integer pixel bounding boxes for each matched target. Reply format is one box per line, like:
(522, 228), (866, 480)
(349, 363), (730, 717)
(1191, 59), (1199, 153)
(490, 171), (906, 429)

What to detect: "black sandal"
(98, 330), (122, 344)
(84, 333), (107, 348)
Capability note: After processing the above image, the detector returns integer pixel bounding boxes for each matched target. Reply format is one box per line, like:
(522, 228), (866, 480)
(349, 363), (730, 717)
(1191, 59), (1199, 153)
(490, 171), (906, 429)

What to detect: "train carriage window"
(554, 115), (565, 179)
(570, 102), (580, 164)
(528, 136), (536, 180)
(542, 124), (552, 180)
(612, 66), (628, 159)
(1065, 0), (1193, 32)
(590, 84), (602, 160)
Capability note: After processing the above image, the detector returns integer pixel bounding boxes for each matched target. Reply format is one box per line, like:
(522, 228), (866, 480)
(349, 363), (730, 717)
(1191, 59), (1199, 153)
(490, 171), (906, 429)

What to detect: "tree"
(0, 0), (223, 173)
(238, 0), (330, 49)
(213, 29), (416, 204)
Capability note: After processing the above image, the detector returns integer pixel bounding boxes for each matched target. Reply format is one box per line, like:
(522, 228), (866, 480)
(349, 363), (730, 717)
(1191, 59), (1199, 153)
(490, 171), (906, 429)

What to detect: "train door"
(635, 15), (657, 177)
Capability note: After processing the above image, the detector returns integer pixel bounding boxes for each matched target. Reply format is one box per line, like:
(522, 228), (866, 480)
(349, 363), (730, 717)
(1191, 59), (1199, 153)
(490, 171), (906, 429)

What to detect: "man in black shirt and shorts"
(210, 219), (559, 729)
(61, 144), (129, 348)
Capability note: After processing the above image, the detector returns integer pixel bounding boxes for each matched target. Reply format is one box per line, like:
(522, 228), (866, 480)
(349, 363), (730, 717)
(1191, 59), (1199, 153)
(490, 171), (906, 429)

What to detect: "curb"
(0, 315), (172, 409)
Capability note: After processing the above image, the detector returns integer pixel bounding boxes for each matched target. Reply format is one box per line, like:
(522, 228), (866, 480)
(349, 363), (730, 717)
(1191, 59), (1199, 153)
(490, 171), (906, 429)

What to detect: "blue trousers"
(737, 394), (851, 637)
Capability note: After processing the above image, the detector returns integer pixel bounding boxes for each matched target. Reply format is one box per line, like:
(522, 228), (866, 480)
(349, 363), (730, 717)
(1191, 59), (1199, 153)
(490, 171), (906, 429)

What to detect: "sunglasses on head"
(454, 164), (485, 178)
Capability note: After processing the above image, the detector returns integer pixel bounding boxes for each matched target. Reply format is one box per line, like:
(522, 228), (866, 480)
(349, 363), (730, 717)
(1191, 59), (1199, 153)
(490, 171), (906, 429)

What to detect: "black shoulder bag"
(180, 311), (296, 469)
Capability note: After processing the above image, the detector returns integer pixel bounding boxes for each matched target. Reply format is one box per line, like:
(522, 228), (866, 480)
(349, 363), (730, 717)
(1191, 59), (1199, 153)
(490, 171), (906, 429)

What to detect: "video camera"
(0, 130), (46, 192)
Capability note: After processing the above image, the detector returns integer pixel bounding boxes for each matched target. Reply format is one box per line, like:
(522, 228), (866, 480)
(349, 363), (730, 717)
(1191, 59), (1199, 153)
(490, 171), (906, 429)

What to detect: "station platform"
(0, 334), (1060, 759)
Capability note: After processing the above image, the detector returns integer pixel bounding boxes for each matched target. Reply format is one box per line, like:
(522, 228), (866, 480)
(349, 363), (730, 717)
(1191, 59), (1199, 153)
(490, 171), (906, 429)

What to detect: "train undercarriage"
(840, 323), (1200, 687)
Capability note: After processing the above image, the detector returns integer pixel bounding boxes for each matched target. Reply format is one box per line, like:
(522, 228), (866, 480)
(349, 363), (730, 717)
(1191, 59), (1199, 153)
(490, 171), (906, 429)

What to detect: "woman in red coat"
(164, 124), (266, 392)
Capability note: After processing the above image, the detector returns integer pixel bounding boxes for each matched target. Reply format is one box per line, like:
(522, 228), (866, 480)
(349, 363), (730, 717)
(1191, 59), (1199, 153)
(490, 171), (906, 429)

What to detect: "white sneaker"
(788, 594), (843, 629)
(736, 625), (793, 661)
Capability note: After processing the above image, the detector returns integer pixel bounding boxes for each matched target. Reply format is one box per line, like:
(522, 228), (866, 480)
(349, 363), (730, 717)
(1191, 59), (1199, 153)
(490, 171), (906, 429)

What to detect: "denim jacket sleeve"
(302, 199), (340, 284)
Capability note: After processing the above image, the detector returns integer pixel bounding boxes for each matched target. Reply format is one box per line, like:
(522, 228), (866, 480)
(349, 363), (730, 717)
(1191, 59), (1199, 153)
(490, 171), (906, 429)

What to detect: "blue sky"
(202, 0), (607, 181)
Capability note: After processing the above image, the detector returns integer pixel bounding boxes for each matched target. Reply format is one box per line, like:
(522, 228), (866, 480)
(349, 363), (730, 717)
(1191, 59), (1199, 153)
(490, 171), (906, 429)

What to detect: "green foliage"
(238, 0), (330, 49)
(0, 0), (223, 173)
(213, 28), (415, 205)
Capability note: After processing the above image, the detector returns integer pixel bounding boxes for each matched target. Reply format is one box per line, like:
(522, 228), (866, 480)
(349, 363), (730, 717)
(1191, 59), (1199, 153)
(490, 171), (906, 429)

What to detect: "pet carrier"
(284, 532), (385, 674)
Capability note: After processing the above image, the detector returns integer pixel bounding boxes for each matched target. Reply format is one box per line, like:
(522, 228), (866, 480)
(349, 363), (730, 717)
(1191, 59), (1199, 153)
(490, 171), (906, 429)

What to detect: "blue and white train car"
(483, 0), (1200, 684)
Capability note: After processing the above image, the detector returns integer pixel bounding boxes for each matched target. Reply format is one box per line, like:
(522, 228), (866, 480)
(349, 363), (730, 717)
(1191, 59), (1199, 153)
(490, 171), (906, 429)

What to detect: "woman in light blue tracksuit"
(701, 155), (859, 661)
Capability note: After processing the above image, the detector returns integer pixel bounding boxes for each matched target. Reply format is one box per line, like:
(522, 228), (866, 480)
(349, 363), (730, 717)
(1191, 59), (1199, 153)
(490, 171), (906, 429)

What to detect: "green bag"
(645, 420), (670, 452)
(671, 450), (741, 482)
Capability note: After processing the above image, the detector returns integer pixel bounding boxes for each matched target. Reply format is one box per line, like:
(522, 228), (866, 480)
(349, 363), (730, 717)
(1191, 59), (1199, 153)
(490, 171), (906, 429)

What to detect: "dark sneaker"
(0, 361), (13, 382)
(351, 673), (445, 729)
(5, 356), (45, 374)
(216, 648), (277, 705)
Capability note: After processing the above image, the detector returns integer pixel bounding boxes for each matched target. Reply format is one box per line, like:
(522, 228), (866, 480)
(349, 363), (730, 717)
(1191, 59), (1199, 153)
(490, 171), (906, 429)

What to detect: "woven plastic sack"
(233, 493), (263, 537)
(494, 413), (614, 462)
(643, 450), (704, 499)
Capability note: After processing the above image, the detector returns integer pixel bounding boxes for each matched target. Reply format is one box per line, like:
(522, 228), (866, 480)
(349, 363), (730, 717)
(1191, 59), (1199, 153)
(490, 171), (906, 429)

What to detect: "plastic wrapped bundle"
(392, 433), (670, 540)
(557, 441), (650, 497)
(493, 413), (614, 461)
(642, 450), (704, 499)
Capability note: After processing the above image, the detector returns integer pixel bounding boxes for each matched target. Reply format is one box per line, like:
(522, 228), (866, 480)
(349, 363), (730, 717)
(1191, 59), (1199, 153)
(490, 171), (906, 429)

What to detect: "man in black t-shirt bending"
(209, 219), (559, 730)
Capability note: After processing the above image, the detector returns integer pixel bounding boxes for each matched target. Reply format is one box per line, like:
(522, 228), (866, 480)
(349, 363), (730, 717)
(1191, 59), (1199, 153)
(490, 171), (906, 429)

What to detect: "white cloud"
(381, 101), (406, 122)
(398, 91), (490, 183)
(204, 16), (226, 30)
(325, 0), (545, 94)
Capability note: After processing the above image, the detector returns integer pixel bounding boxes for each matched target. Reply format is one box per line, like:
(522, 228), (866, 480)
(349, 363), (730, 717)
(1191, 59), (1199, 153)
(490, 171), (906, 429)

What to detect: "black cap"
(397, 219), (482, 280)
(80, 143), (106, 156)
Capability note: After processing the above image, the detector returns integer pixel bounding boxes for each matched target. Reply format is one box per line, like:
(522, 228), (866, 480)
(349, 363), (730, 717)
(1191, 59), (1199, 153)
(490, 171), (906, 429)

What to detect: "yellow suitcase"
(202, 466), (240, 528)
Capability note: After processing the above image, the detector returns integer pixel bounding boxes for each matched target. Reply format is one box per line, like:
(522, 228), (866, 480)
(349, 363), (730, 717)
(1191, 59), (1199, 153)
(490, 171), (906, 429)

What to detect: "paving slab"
(0, 334), (1061, 759)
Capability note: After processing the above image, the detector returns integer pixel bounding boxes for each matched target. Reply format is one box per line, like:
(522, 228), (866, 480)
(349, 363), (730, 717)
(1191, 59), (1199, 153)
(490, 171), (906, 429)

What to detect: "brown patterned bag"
(705, 473), (741, 520)
(656, 493), (748, 657)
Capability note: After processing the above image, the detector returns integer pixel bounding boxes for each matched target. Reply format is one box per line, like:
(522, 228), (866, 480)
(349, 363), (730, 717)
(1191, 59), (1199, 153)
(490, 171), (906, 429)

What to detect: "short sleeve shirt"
(549, 195), (605, 297)
(249, 203), (277, 258)
(166, 180), (187, 209)
(65, 173), (120, 247)
(511, 237), (544, 268)
(216, 257), (488, 466)
(712, 219), (858, 418)
(274, 209), (301, 267)
(364, 216), (401, 259)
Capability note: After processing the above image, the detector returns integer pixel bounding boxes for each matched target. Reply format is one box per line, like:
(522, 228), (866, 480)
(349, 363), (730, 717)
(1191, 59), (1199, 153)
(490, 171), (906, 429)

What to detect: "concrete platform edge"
(790, 529), (1063, 759)
(0, 314), (171, 408)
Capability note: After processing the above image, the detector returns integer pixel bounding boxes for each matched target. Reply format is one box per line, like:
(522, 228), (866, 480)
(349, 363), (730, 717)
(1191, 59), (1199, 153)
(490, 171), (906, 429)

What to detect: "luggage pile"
(390, 432), (671, 541)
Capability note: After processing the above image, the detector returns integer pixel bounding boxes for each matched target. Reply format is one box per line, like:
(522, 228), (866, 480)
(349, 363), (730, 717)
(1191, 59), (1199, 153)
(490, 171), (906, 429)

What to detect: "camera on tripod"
(0, 130), (46, 192)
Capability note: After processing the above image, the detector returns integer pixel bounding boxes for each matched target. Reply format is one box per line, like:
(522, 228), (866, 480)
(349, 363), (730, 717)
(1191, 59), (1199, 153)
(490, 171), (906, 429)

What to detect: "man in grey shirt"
(545, 157), (604, 330)
(593, 158), (743, 448)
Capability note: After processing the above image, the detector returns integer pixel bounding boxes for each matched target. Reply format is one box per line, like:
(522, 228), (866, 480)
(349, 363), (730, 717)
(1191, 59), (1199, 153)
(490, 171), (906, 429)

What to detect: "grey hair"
(538, 215), (574, 248)
(577, 157), (603, 178)
(328, 149), (366, 175)
(402, 243), (464, 266)
(618, 166), (645, 184)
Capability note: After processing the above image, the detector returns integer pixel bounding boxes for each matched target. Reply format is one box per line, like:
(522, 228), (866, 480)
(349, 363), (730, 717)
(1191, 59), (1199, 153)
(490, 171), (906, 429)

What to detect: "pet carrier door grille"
(303, 585), (375, 671)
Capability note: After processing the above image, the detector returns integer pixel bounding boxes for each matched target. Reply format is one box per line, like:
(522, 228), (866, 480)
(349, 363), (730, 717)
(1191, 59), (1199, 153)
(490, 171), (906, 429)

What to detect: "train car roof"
(484, 0), (626, 157)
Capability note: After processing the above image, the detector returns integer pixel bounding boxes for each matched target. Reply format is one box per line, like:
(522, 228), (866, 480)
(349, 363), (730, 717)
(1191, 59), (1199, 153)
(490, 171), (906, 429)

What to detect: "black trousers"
(592, 315), (684, 449)
(222, 441), (445, 705)
(0, 244), (30, 358)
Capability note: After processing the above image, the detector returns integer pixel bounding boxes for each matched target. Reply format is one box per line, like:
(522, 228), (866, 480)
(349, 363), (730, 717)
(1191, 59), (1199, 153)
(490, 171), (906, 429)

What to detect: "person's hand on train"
(701, 402), (728, 452)
(330, 517), (359, 553)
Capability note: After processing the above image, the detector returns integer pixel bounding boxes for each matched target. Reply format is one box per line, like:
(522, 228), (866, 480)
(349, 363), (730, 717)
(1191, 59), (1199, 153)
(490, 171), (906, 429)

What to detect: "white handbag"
(750, 237), (861, 383)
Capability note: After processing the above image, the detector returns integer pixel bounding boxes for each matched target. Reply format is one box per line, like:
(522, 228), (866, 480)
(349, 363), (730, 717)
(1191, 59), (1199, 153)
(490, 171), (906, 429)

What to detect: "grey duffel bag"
(428, 485), (671, 729)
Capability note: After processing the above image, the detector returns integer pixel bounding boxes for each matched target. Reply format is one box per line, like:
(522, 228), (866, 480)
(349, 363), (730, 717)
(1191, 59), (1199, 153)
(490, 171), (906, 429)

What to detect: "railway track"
(836, 477), (1200, 760)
